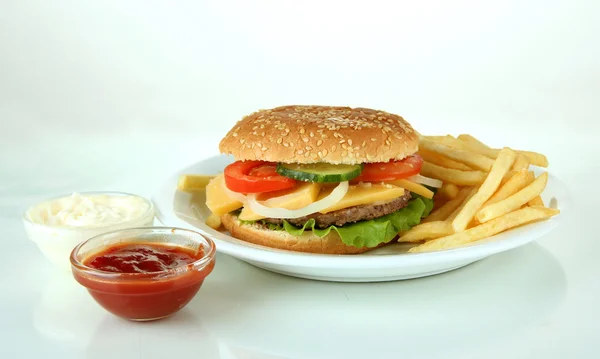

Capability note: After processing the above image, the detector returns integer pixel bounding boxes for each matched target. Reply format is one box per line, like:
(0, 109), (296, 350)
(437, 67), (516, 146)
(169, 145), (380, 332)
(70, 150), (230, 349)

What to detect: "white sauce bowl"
(23, 191), (155, 271)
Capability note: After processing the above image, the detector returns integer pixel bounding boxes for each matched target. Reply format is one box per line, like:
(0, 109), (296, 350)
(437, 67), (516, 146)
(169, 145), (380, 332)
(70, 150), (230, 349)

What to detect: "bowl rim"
(22, 191), (155, 232)
(69, 226), (216, 280)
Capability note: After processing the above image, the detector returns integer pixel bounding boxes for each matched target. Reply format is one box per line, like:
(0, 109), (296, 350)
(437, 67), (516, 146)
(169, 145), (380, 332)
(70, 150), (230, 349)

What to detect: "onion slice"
(246, 181), (349, 219)
(407, 174), (443, 188)
(222, 180), (248, 203)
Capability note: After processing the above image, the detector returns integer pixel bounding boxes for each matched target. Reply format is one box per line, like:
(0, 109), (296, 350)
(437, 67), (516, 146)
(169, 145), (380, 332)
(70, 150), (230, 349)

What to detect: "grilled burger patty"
(264, 191), (412, 228)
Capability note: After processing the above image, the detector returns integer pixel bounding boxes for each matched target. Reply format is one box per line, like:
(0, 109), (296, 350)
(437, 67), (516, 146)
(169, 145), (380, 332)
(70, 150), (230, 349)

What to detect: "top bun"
(219, 105), (418, 164)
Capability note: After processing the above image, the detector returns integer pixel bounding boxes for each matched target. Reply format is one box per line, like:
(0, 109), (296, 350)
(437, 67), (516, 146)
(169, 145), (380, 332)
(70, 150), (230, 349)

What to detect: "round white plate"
(152, 155), (567, 282)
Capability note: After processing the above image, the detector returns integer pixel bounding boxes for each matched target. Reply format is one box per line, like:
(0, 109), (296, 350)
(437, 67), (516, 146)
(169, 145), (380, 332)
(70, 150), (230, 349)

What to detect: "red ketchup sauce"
(73, 242), (214, 321)
(87, 244), (200, 273)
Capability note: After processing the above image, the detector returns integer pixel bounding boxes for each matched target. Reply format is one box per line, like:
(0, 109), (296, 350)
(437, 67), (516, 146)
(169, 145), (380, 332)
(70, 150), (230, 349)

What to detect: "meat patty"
(264, 191), (412, 228)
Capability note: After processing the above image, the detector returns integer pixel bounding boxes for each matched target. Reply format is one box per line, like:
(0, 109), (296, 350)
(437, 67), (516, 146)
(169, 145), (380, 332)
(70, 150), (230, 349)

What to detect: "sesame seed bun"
(219, 105), (418, 164)
(220, 213), (384, 254)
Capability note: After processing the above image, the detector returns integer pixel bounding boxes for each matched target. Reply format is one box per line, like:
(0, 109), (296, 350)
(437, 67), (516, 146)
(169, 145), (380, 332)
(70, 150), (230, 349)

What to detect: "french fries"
(423, 187), (473, 223)
(205, 213), (222, 230)
(409, 207), (560, 253)
(476, 172), (549, 223)
(452, 148), (516, 231)
(519, 151), (549, 168)
(510, 154), (530, 172)
(399, 221), (454, 243)
(421, 162), (487, 186)
(528, 196), (544, 207)
(420, 139), (495, 171)
(437, 183), (460, 200)
(403, 132), (558, 253)
(485, 170), (533, 206)
(418, 150), (473, 171)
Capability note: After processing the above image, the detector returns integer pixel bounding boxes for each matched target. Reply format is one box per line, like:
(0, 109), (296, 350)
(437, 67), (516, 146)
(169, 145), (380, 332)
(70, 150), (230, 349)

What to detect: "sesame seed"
(297, 150), (304, 155)
(341, 144), (348, 150)
(285, 128), (290, 133)
(348, 139), (353, 146)
(300, 128), (305, 134)
(321, 134), (328, 139)
(277, 138), (282, 144)
(322, 149), (328, 156)
(261, 147), (268, 151)
(310, 132), (314, 137)
(305, 146), (312, 150)
(317, 140), (323, 146)
(302, 137), (309, 143)
(304, 152), (310, 158)
(252, 126), (259, 130)
(261, 132), (265, 136)
(333, 132), (339, 138)
(232, 133), (238, 137)
(260, 124), (265, 129)
(311, 153), (318, 159)
(347, 147), (353, 152)
(240, 139), (246, 144)
(362, 141), (366, 147)
(371, 138), (377, 142)
(252, 131), (258, 135)
(283, 143), (289, 147)
(385, 140), (391, 146)
(332, 145), (337, 152)
(339, 139), (345, 144)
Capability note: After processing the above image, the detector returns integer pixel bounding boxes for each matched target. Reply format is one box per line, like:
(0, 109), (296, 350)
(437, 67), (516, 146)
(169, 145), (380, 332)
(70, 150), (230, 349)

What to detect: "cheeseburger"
(206, 105), (439, 254)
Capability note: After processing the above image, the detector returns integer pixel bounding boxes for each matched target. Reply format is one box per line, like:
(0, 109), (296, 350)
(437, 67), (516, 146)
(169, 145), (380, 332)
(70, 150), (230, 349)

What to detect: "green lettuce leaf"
(239, 193), (433, 249)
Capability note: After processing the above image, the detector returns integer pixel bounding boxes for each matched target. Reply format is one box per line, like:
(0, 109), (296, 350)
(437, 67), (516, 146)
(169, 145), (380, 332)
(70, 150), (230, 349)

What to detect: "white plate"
(152, 155), (567, 282)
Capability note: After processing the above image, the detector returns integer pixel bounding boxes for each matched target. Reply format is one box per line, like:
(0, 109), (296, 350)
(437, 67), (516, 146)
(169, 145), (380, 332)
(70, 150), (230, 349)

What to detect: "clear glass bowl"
(70, 227), (216, 321)
(22, 191), (155, 271)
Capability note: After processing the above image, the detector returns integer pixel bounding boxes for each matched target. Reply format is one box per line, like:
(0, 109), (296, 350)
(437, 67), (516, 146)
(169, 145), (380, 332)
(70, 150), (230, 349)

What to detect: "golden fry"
(421, 162), (487, 186)
(447, 187), (479, 221)
(423, 187), (473, 223)
(510, 154), (530, 172)
(205, 213), (222, 230)
(452, 148), (516, 232)
(519, 151), (549, 168)
(418, 150), (473, 171)
(486, 170), (534, 206)
(457, 134), (492, 149)
(528, 196), (544, 207)
(409, 206), (560, 253)
(399, 221), (454, 242)
(456, 134), (547, 167)
(419, 139), (495, 172)
(455, 134), (500, 159)
(477, 172), (549, 223)
(437, 183), (460, 200)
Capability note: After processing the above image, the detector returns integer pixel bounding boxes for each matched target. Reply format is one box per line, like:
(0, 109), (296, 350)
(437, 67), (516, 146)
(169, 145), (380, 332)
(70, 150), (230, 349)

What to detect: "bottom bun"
(220, 213), (379, 255)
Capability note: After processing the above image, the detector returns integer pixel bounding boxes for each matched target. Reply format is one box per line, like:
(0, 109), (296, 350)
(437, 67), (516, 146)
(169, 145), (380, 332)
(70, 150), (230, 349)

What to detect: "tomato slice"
(224, 161), (297, 193)
(353, 155), (423, 182)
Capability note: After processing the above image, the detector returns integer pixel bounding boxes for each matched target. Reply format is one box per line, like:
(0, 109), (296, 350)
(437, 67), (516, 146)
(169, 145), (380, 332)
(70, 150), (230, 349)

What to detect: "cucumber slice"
(276, 163), (363, 183)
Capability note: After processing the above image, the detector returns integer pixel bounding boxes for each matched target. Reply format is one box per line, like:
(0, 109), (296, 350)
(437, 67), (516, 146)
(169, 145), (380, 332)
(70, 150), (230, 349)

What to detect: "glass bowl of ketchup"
(70, 227), (216, 321)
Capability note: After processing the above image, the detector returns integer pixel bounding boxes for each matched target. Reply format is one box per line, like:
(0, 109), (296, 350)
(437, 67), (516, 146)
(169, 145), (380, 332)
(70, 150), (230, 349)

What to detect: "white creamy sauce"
(26, 193), (150, 228)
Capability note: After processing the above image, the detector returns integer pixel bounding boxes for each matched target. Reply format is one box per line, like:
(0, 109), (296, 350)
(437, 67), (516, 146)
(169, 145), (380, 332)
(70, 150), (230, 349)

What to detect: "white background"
(1, 1), (599, 358)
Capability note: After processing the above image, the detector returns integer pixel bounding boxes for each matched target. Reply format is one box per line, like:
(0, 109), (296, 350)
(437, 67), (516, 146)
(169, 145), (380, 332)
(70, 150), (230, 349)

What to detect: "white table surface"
(1, 1), (599, 358)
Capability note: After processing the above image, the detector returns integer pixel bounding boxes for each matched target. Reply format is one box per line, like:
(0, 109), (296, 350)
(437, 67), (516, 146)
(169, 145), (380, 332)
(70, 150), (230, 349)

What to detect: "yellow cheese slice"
(388, 179), (434, 199)
(178, 174), (217, 191)
(318, 183), (405, 214)
(205, 174), (243, 216)
(238, 182), (321, 221)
